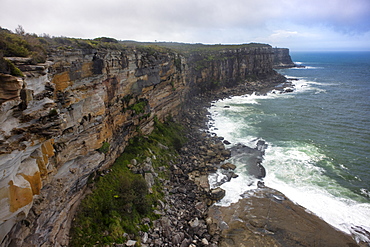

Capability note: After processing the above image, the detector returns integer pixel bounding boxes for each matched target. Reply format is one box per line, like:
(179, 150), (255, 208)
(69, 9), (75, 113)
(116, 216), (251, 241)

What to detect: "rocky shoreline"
(139, 76), (363, 247)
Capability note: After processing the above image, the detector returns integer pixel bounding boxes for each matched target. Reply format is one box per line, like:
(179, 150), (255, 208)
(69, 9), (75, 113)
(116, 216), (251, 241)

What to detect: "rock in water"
(210, 187), (226, 201)
(208, 187), (359, 247)
(229, 143), (266, 179)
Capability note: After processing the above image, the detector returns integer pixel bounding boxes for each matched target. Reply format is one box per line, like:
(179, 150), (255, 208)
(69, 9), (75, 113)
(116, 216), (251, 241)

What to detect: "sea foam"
(207, 82), (370, 243)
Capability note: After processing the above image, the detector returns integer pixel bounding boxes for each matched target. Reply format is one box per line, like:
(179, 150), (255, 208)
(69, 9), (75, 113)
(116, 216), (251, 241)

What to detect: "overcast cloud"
(1, 0), (370, 51)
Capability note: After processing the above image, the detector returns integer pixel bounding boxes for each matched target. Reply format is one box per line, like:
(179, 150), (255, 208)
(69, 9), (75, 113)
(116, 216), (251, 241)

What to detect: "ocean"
(207, 51), (370, 243)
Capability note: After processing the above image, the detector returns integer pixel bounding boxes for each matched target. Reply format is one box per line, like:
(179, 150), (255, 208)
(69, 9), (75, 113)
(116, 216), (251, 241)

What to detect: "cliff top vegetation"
(0, 26), (270, 76)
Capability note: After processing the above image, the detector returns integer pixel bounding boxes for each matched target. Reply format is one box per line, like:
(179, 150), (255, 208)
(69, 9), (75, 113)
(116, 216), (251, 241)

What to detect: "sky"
(1, 0), (370, 51)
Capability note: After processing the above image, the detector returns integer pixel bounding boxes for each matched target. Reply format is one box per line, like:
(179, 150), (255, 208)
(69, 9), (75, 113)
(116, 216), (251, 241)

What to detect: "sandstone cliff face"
(187, 46), (277, 95)
(0, 44), (278, 246)
(272, 48), (296, 68)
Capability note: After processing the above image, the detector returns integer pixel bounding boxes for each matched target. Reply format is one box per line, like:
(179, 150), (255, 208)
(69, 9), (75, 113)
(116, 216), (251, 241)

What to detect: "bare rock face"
(0, 48), (187, 246)
(0, 74), (23, 104)
(272, 48), (296, 68)
(0, 44), (280, 246)
(187, 46), (278, 97)
(207, 187), (359, 247)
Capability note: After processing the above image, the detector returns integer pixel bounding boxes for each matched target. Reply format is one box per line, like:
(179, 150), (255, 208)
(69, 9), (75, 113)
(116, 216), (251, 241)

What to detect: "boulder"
(229, 143), (266, 178)
(223, 140), (231, 145)
(210, 187), (225, 201)
(201, 238), (209, 245)
(125, 240), (136, 246)
(144, 173), (155, 189)
(189, 217), (200, 228)
(221, 163), (236, 170)
(172, 232), (185, 245)
(141, 232), (149, 243)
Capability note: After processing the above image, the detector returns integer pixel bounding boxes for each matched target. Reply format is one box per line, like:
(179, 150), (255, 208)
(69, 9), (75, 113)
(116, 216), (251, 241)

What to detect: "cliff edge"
(272, 48), (297, 68)
(0, 35), (282, 246)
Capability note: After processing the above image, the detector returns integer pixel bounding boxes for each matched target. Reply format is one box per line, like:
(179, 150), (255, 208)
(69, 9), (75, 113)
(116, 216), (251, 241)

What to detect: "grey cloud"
(0, 0), (369, 50)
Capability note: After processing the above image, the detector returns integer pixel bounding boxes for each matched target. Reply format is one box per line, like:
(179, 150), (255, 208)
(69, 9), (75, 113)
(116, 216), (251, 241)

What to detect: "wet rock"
(229, 143), (266, 179)
(220, 162), (236, 170)
(257, 181), (265, 188)
(256, 140), (268, 153)
(208, 187), (359, 247)
(210, 187), (226, 201)
(223, 140), (231, 145)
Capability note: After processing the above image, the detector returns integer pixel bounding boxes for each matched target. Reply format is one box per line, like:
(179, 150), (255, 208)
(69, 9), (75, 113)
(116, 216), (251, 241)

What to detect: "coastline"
(179, 76), (362, 246)
(141, 74), (361, 246)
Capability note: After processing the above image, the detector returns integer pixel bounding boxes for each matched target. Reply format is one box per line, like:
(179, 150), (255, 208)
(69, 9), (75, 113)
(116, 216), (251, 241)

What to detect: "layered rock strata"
(272, 48), (296, 68)
(0, 44), (280, 246)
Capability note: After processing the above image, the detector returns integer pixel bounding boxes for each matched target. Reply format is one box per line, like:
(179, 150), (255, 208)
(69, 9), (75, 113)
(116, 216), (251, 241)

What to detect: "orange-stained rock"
(8, 181), (33, 213)
(53, 71), (71, 92)
(20, 172), (41, 195)
(81, 62), (93, 78)
(0, 73), (22, 104)
(35, 139), (55, 178)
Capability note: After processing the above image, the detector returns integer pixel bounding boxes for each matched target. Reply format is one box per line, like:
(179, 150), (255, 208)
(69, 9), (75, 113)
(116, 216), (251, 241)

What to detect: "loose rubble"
(134, 77), (287, 246)
(140, 130), (232, 246)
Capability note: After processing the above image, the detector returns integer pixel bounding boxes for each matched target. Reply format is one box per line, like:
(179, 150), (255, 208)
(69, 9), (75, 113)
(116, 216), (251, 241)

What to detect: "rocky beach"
(139, 80), (361, 247)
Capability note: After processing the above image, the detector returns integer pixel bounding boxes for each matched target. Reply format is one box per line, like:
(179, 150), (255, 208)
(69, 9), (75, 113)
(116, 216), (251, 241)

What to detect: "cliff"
(0, 42), (281, 246)
(272, 48), (296, 68)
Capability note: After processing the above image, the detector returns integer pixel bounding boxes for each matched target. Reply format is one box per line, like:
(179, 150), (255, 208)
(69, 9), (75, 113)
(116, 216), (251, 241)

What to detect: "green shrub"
(174, 57), (182, 71)
(48, 108), (58, 117)
(94, 37), (118, 43)
(69, 164), (150, 246)
(98, 142), (110, 154)
(70, 118), (187, 246)
(129, 99), (148, 115)
(3, 58), (24, 77)
(0, 27), (47, 63)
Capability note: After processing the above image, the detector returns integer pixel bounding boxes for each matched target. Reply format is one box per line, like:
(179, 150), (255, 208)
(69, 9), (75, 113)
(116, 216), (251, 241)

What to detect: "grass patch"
(69, 165), (150, 246)
(98, 142), (110, 154)
(69, 118), (187, 246)
(129, 100), (147, 115)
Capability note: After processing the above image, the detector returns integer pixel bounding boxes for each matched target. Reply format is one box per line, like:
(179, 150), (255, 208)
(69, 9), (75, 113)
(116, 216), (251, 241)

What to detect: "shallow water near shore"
(208, 51), (370, 243)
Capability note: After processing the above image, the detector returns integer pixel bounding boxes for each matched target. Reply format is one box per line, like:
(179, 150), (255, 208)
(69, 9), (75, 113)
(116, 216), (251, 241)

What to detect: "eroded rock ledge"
(208, 187), (359, 247)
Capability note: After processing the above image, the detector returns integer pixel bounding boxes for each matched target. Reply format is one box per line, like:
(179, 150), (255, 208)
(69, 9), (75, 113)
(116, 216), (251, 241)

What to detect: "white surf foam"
(207, 88), (370, 244)
(263, 143), (370, 242)
(291, 66), (323, 70)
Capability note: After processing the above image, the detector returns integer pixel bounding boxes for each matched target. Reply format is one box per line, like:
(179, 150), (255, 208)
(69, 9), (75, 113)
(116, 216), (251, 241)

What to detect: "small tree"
(15, 25), (25, 36)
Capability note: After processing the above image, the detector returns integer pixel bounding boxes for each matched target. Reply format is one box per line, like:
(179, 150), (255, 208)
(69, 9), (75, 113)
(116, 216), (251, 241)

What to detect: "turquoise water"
(208, 51), (370, 243)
